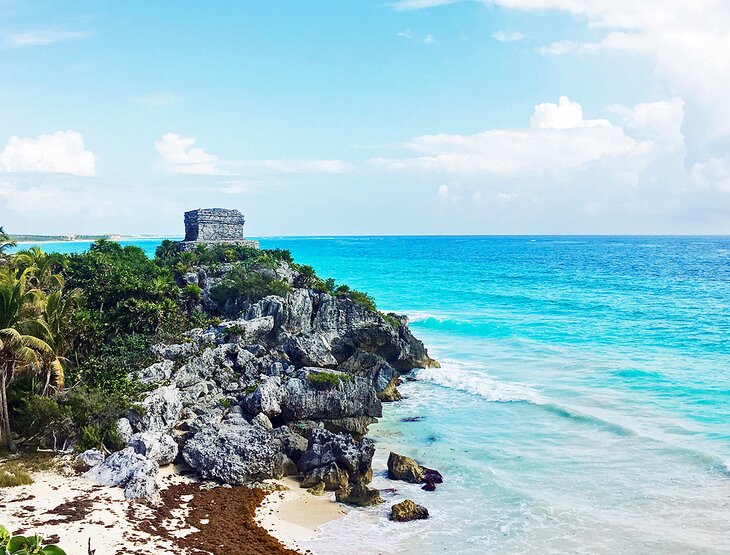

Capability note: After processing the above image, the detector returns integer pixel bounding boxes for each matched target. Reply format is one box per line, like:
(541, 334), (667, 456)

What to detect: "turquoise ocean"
(13, 236), (730, 554)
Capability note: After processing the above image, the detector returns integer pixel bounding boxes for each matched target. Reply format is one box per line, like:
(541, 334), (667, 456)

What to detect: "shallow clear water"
(16, 236), (730, 553)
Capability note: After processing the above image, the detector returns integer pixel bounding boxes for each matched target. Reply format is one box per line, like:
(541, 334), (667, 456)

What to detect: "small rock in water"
(421, 467), (443, 484)
(400, 416), (425, 423)
(421, 481), (436, 492)
(387, 452), (424, 483)
(390, 499), (429, 522)
(335, 483), (384, 506)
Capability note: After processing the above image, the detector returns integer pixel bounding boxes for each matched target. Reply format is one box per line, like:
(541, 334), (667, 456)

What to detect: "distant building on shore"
(106, 234), (122, 241)
(178, 208), (259, 251)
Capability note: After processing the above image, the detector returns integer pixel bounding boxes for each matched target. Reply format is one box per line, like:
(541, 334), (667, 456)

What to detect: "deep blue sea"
(13, 236), (730, 554)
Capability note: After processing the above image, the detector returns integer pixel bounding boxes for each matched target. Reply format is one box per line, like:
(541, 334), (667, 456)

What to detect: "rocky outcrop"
(298, 428), (375, 483)
(277, 371), (382, 422)
(182, 421), (287, 483)
(390, 499), (429, 522)
(300, 462), (348, 491)
(129, 432), (178, 465)
(97, 257), (437, 504)
(129, 385), (182, 435)
(85, 448), (159, 501)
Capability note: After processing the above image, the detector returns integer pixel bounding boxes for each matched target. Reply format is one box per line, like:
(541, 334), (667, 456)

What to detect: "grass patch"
(0, 451), (59, 487)
(0, 467), (33, 487)
(307, 371), (350, 390)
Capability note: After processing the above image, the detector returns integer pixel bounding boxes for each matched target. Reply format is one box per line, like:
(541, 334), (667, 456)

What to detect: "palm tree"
(40, 288), (82, 394)
(12, 246), (65, 290)
(0, 268), (61, 451)
(0, 227), (15, 261)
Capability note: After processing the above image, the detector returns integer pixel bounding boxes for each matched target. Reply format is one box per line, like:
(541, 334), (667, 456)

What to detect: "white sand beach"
(0, 466), (347, 555)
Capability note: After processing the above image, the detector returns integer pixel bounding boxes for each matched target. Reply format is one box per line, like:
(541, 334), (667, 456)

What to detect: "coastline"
(12, 236), (177, 245)
(0, 464), (349, 555)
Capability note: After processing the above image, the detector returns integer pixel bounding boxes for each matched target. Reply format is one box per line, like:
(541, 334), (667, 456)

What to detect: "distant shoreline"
(12, 236), (177, 245)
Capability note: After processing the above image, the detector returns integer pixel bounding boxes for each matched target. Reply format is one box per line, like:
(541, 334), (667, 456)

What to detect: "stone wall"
(184, 208), (246, 241)
(178, 208), (259, 250)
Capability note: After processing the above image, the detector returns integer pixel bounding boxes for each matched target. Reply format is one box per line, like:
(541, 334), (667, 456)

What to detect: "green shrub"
(243, 383), (259, 395)
(380, 312), (400, 329)
(0, 524), (67, 554)
(77, 424), (103, 451)
(347, 290), (377, 312)
(14, 389), (129, 452)
(210, 267), (292, 307)
(307, 371), (350, 390)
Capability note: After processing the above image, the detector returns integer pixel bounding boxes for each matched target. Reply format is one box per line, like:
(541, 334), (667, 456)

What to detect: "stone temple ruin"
(178, 208), (259, 251)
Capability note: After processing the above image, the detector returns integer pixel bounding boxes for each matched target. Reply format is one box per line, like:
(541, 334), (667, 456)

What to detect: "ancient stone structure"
(178, 208), (258, 251)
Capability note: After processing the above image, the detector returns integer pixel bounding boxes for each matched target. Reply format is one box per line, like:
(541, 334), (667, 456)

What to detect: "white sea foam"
(407, 311), (450, 323)
(415, 363), (541, 403)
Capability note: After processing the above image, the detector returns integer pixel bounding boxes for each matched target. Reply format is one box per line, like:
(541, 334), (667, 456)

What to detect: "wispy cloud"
(5, 30), (88, 47)
(155, 133), (354, 177)
(134, 91), (182, 109)
(492, 31), (525, 43)
(392, 0), (460, 10)
(396, 30), (436, 43)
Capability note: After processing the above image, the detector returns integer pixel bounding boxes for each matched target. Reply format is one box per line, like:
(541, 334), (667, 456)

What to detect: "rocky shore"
(73, 257), (440, 550)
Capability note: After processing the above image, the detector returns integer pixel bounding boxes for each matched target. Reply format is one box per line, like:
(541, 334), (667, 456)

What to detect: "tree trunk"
(0, 367), (16, 452)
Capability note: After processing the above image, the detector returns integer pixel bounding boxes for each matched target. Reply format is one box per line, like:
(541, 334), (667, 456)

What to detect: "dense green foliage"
(0, 525), (66, 554)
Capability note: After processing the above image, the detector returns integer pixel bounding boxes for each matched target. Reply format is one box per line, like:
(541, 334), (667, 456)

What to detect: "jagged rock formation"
(178, 208), (259, 251)
(90, 258), (438, 503)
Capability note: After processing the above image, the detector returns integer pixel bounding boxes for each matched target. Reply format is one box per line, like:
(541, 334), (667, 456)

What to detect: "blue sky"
(1, 1), (729, 235)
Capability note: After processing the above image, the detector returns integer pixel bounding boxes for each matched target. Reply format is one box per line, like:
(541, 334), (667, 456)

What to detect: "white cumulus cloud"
(610, 98), (684, 143)
(155, 133), (228, 175)
(371, 97), (655, 179)
(531, 96), (609, 129)
(0, 130), (96, 176)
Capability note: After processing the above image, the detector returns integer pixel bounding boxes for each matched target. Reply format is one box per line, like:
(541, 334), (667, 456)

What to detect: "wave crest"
(415, 365), (540, 403)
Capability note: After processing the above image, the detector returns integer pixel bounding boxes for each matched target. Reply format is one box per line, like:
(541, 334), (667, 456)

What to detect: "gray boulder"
(283, 335), (338, 368)
(339, 350), (398, 398)
(298, 428), (375, 483)
(135, 359), (174, 384)
(182, 421), (286, 483)
(129, 432), (178, 465)
(279, 372), (381, 421)
(151, 341), (198, 361)
(130, 385), (182, 434)
(301, 462), (348, 491)
(217, 316), (274, 344)
(85, 447), (159, 500)
(117, 417), (133, 444)
(270, 425), (309, 462)
(78, 449), (104, 468)
(251, 412), (273, 430)
(242, 376), (282, 417)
